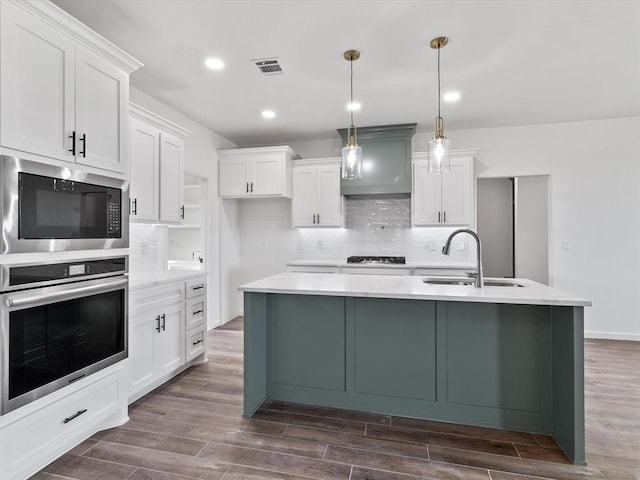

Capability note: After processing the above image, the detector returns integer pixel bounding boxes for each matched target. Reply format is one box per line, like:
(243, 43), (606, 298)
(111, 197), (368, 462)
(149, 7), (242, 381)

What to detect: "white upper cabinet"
(129, 103), (190, 224)
(292, 158), (342, 227)
(412, 151), (476, 227)
(74, 48), (128, 172)
(159, 131), (185, 223)
(0, 1), (141, 173)
(130, 117), (159, 221)
(218, 146), (300, 198)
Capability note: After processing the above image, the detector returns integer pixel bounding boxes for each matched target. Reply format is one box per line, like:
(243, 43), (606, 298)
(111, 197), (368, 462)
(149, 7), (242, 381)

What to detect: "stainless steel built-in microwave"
(1, 156), (129, 253)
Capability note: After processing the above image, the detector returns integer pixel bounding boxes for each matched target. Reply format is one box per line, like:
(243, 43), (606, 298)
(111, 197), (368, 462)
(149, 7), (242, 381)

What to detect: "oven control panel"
(4, 257), (127, 290)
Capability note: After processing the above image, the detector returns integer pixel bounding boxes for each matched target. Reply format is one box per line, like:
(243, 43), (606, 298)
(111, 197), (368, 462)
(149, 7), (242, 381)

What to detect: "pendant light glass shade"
(342, 135), (363, 179)
(428, 37), (451, 174)
(342, 50), (363, 179)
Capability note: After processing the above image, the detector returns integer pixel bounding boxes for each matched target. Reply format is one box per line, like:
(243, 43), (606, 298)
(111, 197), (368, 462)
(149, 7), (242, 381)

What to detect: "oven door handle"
(5, 277), (128, 309)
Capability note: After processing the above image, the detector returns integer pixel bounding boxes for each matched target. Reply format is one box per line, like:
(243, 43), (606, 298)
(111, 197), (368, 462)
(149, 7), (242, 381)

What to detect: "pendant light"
(428, 36), (451, 174)
(342, 49), (363, 179)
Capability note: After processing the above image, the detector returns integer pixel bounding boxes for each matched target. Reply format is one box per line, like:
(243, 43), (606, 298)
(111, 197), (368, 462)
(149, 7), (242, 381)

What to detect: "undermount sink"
(422, 277), (526, 288)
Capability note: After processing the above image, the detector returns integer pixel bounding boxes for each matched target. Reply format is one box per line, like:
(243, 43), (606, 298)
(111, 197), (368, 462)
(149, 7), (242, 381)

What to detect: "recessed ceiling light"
(443, 91), (461, 103)
(347, 102), (361, 111)
(205, 57), (224, 70)
(262, 110), (276, 119)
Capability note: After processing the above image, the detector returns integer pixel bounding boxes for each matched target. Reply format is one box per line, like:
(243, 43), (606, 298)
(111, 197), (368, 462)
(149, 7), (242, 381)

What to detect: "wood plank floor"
(32, 318), (639, 480)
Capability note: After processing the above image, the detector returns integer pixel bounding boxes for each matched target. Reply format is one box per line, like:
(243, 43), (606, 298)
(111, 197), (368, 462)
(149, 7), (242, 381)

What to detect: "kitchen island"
(239, 273), (591, 465)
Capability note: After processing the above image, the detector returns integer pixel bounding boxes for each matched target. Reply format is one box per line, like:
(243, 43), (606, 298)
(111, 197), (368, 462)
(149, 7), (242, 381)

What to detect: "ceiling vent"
(253, 58), (284, 76)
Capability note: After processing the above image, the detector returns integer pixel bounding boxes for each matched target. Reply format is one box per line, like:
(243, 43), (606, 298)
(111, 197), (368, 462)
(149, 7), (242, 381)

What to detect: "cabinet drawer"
(130, 282), (184, 316)
(186, 296), (206, 330)
(0, 371), (121, 477)
(185, 277), (206, 299)
(186, 327), (206, 361)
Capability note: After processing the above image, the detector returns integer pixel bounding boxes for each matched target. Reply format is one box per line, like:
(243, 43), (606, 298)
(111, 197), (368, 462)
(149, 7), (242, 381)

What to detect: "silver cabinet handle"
(438, 211), (441, 223)
(5, 277), (128, 309)
(443, 211), (446, 223)
(250, 182), (254, 192)
(246, 182), (249, 193)
(155, 315), (161, 332)
(312, 213), (316, 224)
(161, 313), (166, 331)
(317, 213), (320, 224)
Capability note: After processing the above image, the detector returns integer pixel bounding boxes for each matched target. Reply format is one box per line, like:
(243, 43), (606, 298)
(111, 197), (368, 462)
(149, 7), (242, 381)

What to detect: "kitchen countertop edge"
(129, 270), (207, 290)
(239, 272), (591, 307)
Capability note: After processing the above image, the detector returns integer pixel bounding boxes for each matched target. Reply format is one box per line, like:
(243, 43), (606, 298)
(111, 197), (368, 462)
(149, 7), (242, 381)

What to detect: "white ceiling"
(52, 0), (640, 147)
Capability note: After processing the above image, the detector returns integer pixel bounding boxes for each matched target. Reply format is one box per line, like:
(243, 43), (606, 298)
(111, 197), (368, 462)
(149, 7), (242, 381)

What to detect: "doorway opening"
(477, 176), (549, 284)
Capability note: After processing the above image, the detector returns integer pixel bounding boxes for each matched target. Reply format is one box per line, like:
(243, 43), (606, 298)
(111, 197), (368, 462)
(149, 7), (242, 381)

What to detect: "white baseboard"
(584, 331), (640, 342)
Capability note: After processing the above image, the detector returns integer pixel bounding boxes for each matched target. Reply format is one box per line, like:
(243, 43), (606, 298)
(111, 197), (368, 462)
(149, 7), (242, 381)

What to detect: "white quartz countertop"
(239, 272), (591, 307)
(129, 270), (207, 290)
(286, 259), (475, 269)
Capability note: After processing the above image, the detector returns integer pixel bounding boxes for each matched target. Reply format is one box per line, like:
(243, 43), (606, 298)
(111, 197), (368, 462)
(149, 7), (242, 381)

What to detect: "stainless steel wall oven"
(1, 155), (129, 253)
(0, 256), (128, 414)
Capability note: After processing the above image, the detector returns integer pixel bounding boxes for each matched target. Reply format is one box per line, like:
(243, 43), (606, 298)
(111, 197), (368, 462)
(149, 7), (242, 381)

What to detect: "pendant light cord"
(437, 45), (441, 118)
(350, 57), (355, 128)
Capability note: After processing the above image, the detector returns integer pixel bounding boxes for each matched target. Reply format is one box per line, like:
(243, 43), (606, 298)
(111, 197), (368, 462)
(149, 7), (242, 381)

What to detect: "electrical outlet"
(427, 241), (437, 251)
(317, 240), (323, 250)
(562, 241), (569, 252)
(140, 241), (149, 255)
(454, 241), (465, 251)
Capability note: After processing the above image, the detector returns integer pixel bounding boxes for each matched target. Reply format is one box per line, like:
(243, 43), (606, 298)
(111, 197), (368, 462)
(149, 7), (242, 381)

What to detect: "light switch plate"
(454, 241), (465, 251)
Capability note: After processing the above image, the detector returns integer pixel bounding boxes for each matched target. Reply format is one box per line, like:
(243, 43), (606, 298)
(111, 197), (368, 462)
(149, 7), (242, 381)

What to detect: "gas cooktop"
(346, 256), (406, 264)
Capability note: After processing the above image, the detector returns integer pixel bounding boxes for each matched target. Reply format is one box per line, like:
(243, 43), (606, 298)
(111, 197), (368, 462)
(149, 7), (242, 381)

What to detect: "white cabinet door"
(0, 2), (75, 161)
(441, 160), (472, 226)
(316, 165), (342, 227)
(159, 132), (185, 223)
(75, 46), (128, 173)
(219, 158), (250, 196)
(292, 167), (317, 227)
(413, 162), (442, 226)
(130, 118), (159, 221)
(251, 157), (284, 195)
(156, 302), (185, 377)
(128, 311), (157, 394)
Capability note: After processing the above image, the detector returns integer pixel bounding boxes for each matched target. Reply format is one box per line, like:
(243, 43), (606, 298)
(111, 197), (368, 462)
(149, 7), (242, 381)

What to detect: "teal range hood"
(337, 123), (416, 195)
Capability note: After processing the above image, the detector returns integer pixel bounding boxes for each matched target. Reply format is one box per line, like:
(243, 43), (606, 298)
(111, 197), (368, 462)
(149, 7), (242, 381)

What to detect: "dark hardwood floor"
(32, 318), (639, 480)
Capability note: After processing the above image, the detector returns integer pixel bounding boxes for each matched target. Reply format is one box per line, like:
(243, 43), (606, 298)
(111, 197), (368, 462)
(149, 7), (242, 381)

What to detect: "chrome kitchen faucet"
(441, 228), (484, 288)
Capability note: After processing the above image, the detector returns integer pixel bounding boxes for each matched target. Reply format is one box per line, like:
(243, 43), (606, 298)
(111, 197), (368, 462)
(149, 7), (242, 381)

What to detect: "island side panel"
(268, 294), (346, 391)
(354, 297), (437, 401)
(243, 292), (268, 417)
(442, 302), (552, 431)
(551, 306), (586, 465)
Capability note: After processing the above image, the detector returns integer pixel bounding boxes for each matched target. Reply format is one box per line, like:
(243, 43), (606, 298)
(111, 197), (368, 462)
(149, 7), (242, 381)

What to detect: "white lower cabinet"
(128, 275), (208, 402)
(0, 365), (127, 480)
(128, 282), (185, 402)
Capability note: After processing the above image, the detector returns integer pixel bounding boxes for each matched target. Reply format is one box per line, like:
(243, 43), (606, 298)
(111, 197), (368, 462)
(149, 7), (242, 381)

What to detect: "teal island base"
(243, 293), (585, 465)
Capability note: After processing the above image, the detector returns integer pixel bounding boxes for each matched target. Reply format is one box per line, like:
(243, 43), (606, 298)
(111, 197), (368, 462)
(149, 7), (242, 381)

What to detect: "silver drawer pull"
(192, 309), (204, 315)
(63, 409), (87, 424)
(192, 339), (204, 346)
